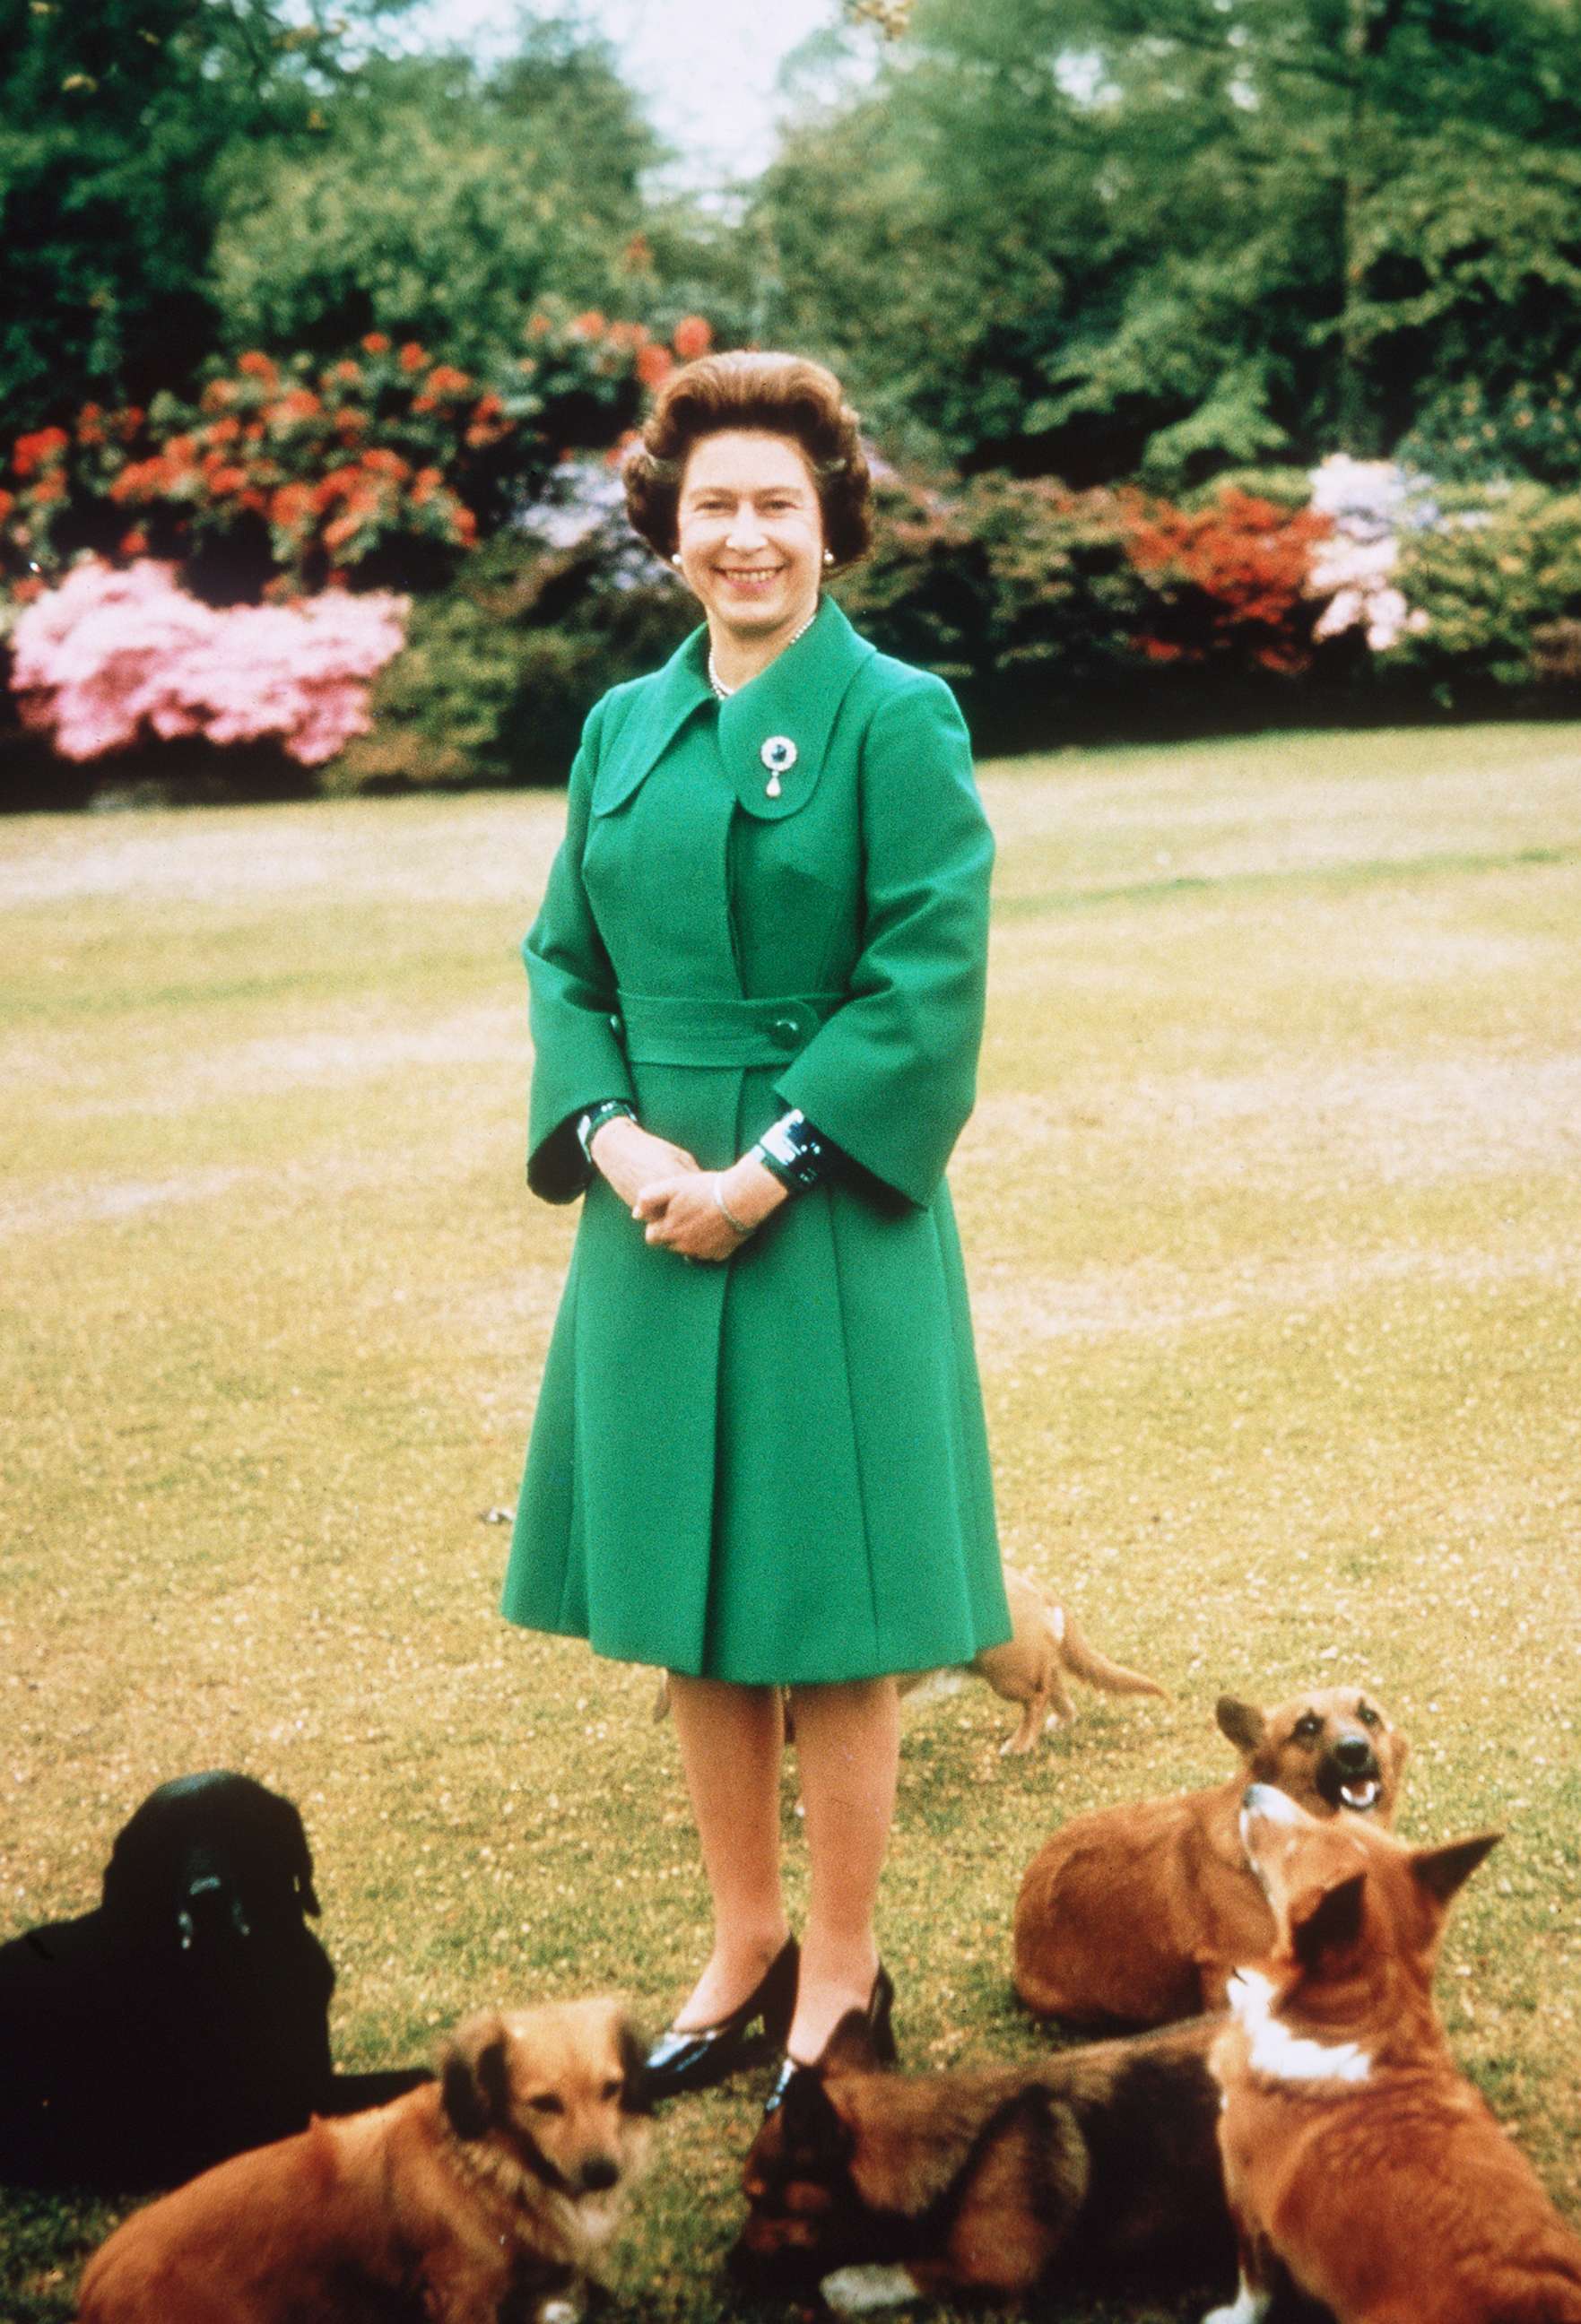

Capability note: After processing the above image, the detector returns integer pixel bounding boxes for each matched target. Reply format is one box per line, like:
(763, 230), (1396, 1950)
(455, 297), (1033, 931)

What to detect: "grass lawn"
(4, 722), (1580, 2320)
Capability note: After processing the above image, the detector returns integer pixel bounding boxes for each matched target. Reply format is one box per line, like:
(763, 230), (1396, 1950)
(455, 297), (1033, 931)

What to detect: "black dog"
(0, 1770), (421, 2190)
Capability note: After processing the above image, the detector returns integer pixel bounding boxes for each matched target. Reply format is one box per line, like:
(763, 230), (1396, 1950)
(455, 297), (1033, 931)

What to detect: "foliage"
(1399, 373), (1581, 490)
(331, 457), (694, 792)
(756, 0), (1581, 483)
(1343, 134), (1581, 455)
(0, 0), (420, 435)
(964, 474), (1151, 700)
(1120, 487), (1333, 675)
(207, 36), (660, 374)
(0, 311), (708, 608)
(11, 558), (406, 764)
(830, 471), (987, 685)
(833, 470), (1153, 730)
(1385, 482), (1581, 704)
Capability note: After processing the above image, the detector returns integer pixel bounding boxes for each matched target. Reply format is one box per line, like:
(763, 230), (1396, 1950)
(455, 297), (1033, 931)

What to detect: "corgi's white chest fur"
(1229, 1968), (1373, 2086)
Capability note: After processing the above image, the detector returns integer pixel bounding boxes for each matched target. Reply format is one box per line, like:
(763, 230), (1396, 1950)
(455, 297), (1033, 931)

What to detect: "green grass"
(4, 722), (1580, 2320)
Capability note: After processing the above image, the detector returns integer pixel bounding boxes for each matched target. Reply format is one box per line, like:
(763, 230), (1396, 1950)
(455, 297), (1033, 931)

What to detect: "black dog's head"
(101, 1772), (321, 1947)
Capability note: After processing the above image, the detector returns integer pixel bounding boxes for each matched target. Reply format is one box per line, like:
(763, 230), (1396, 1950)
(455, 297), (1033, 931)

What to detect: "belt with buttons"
(610, 990), (842, 1070)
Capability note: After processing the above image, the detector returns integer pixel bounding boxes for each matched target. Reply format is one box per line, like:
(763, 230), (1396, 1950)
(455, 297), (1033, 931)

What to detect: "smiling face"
(674, 428), (825, 658)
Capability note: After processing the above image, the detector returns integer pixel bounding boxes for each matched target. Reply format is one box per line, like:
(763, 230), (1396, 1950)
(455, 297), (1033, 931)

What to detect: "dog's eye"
(528, 2094), (565, 2116)
(1293, 1713), (1323, 1741)
(600, 2077), (622, 2102)
(1357, 1702), (1380, 1727)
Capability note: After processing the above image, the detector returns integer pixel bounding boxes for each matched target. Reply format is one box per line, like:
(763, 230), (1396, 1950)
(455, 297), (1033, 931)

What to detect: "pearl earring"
(671, 551), (682, 568)
(823, 551), (834, 566)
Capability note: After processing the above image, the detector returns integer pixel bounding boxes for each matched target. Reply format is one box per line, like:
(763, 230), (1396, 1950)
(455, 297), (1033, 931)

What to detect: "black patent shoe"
(762, 1962), (896, 2116)
(641, 1938), (799, 2103)
(866, 1961), (898, 2065)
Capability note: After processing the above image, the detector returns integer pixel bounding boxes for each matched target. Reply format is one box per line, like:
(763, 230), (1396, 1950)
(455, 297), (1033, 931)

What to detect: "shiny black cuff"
(752, 1108), (840, 1193)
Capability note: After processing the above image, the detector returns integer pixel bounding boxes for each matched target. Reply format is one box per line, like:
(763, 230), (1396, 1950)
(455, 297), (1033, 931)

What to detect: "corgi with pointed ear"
(1206, 1785), (1581, 2324)
(1014, 1686), (1407, 2027)
(732, 2009), (1232, 2313)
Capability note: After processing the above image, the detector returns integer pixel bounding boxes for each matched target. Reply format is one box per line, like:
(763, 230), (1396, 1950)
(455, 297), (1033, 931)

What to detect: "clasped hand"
(589, 1116), (786, 1262)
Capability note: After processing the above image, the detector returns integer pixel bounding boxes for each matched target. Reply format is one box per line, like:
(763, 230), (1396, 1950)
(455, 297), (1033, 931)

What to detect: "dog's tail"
(1059, 1612), (1168, 1700)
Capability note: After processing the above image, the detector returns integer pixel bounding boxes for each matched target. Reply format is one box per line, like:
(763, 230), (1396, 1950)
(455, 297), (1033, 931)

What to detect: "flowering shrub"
(962, 475), (1151, 699)
(0, 308), (713, 607)
(1121, 486), (1333, 675)
(1307, 455), (1435, 654)
(1382, 481), (1581, 703)
(1399, 376), (1581, 490)
(11, 559), (407, 765)
(831, 469), (1151, 731)
(830, 469), (987, 686)
(328, 455), (693, 792)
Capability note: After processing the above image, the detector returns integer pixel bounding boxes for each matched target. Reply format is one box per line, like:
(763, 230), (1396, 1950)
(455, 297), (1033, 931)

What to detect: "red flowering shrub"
(1120, 486), (1333, 675)
(0, 306), (713, 610)
(672, 315), (713, 362)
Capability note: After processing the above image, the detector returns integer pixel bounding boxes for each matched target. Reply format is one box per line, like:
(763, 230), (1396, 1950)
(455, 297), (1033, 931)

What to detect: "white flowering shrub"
(1307, 455), (1435, 653)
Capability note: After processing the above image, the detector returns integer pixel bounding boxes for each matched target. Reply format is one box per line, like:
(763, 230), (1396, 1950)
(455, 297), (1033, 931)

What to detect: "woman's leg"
(665, 1674), (791, 2028)
(783, 1676), (900, 2063)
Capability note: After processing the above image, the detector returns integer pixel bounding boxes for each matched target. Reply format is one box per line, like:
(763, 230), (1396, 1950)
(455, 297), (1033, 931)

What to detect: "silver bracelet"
(712, 1175), (754, 1238)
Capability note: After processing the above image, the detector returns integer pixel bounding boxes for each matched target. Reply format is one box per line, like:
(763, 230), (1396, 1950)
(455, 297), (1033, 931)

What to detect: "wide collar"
(591, 594), (876, 821)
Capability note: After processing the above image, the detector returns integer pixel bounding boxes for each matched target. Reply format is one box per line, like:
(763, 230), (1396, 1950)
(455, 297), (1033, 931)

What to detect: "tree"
(756, 0), (1581, 481)
(208, 26), (663, 369)
(0, 0), (415, 433)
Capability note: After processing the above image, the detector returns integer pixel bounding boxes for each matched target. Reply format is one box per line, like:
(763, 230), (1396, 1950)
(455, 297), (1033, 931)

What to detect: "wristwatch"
(577, 1099), (634, 1164)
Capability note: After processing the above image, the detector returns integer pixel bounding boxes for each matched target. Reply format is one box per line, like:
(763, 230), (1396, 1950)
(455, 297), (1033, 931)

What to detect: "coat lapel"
(717, 595), (875, 821)
(589, 596), (875, 821)
(590, 629), (713, 816)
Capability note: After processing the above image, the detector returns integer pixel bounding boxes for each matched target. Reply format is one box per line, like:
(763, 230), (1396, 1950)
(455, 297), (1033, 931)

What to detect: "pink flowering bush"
(11, 559), (407, 766)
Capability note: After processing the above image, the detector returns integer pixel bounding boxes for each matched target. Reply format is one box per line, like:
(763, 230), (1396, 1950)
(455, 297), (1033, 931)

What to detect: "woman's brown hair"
(624, 351), (873, 568)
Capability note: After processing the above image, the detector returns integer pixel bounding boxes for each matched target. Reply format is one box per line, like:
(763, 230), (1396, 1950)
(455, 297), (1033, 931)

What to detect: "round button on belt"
(770, 1015), (801, 1048)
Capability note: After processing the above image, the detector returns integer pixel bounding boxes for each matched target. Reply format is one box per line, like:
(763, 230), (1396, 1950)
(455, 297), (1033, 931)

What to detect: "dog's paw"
(1201, 2288), (1273, 2324)
(820, 2263), (922, 2315)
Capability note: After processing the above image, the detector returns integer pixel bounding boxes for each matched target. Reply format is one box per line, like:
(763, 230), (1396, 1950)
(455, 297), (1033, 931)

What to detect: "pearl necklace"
(708, 604), (819, 701)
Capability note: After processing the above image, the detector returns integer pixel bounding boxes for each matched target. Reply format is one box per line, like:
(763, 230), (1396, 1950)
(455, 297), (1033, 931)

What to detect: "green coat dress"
(500, 594), (1010, 1683)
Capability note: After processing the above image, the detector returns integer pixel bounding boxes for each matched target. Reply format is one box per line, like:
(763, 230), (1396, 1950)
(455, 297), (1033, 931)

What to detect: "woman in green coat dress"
(502, 351), (1010, 2103)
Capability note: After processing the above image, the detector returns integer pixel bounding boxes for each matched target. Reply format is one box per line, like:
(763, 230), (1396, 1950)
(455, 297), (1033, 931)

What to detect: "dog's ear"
(778, 2068), (849, 2166)
(818, 2008), (885, 2077)
(442, 2010), (512, 2141)
(1411, 1831), (1500, 1909)
(264, 1791), (322, 1917)
(282, 1800), (321, 1918)
(1288, 1869), (1367, 1967)
(617, 2015), (655, 2115)
(1217, 1695), (1266, 1758)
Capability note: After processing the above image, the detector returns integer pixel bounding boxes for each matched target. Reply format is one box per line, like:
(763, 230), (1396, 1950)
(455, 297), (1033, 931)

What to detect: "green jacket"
(502, 596), (1009, 1682)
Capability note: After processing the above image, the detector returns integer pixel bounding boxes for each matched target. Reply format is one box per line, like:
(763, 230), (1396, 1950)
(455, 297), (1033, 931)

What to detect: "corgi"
(654, 1562), (1166, 1756)
(1014, 1685), (1406, 2025)
(733, 2010), (1230, 2312)
(902, 1563), (1167, 1754)
(1206, 1784), (1581, 2324)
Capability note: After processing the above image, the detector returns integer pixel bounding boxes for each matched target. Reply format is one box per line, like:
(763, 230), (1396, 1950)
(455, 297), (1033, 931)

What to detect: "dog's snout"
(579, 2155), (620, 2193)
(1333, 1735), (1377, 1773)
